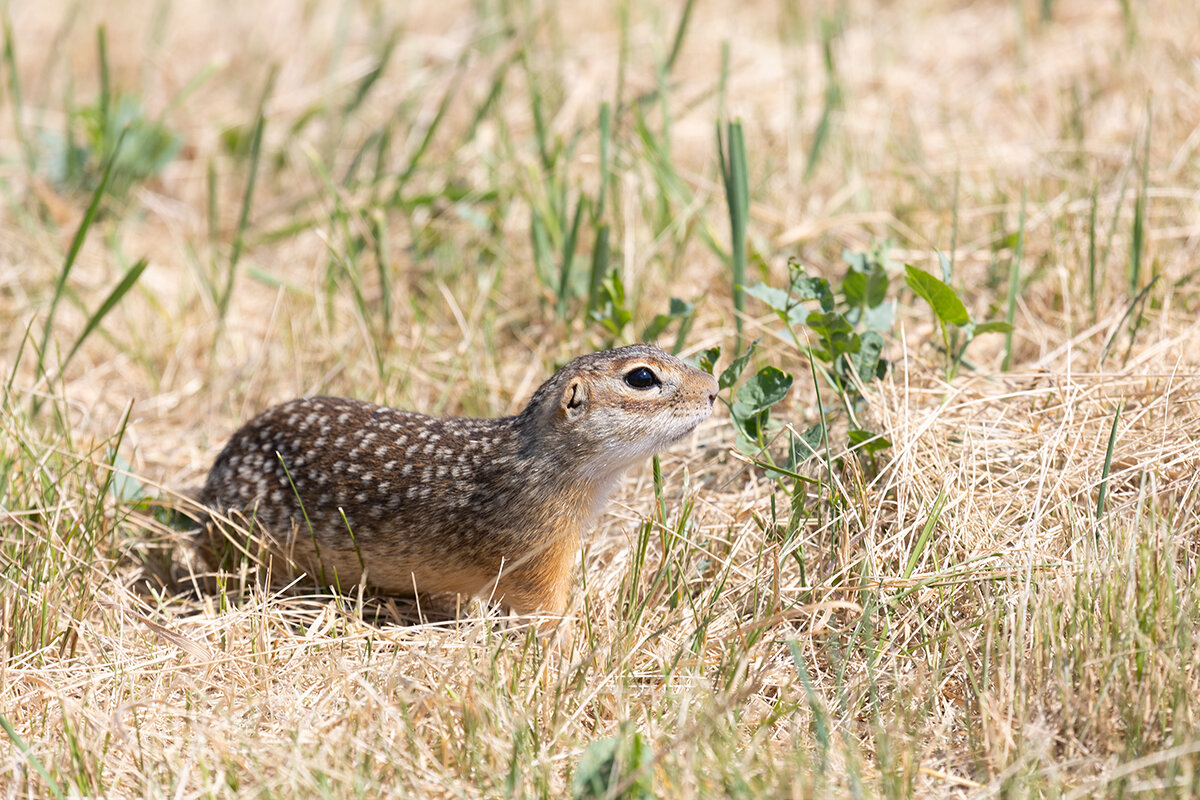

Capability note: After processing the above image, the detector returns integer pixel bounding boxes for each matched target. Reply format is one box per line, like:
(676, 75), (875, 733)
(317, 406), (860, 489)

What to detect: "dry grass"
(3, 0), (1200, 796)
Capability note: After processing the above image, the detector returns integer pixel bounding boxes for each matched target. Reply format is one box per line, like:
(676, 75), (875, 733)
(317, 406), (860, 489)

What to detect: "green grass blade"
(0, 713), (64, 798)
(596, 102), (612, 220)
(903, 489), (947, 580)
(465, 50), (518, 144)
(1095, 402), (1123, 520)
(161, 63), (218, 120)
(787, 641), (832, 755)
(949, 169), (960, 277)
(530, 214), (553, 291)
(1087, 182), (1099, 321)
(342, 128), (383, 187)
(586, 224), (610, 316)
(1117, 276), (1155, 367)
(216, 67), (275, 334)
(718, 119), (749, 345)
(206, 157), (219, 252)
(371, 123), (393, 199)
(671, 302), (698, 355)
(615, 3), (629, 117)
(1101, 141), (1136, 276)
(342, 28), (398, 120)
(371, 211), (392, 345)
(1130, 104), (1151, 295)
(804, 18), (842, 180)
(6, 322), (34, 399)
(393, 52), (468, 197)
(664, 0), (696, 75)
(1099, 274), (1159, 367)
(97, 25), (110, 134)
(806, 353), (835, 513)
(556, 196), (586, 319)
(61, 258), (149, 371)
(1002, 188), (1025, 371)
(2, 14), (34, 172)
(524, 54), (552, 170)
(37, 126), (130, 381)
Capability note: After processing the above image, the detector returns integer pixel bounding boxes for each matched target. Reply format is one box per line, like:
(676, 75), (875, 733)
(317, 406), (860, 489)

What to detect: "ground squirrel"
(199, 344), (719, 615)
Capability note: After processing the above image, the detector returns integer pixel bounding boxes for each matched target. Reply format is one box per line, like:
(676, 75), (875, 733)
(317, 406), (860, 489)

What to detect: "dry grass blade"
(95, 602), (213, 662)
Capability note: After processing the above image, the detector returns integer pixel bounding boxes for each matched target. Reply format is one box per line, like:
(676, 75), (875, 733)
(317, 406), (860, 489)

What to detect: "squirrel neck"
(500, 410), (628, 530)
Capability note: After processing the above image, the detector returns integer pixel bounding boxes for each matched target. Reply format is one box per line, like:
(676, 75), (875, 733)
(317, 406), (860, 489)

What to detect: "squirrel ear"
(561, 378), (587, 418)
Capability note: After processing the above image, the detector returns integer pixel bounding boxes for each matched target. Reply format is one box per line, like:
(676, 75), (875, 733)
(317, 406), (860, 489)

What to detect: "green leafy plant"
(589, 268), (697, 353)
(905, 258), (1013, 379)
(46, 27), (181, 203)
(715, 338), (793, 456)
(742, 248), (895, 469)
(72, 94), (180, 197)
(696, 339), (820, 494)
(571, 723), (653, 800)
(732, 243), (1011, 478)
(746, 252), (891, 414)
(590, 269), (633, 339)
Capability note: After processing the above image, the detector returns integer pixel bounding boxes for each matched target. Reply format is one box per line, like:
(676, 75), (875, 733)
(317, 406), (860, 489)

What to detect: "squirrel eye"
(623, 366), (658, 389)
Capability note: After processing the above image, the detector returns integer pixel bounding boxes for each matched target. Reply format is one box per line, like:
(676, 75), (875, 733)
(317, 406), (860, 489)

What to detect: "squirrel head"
(518, 344), (718, 477)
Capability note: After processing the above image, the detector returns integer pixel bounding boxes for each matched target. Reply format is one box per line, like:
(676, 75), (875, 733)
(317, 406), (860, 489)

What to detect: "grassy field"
(3, 0), (1199, 796)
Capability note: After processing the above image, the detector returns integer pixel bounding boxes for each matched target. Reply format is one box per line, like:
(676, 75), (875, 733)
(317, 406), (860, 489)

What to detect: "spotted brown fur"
(200, 344), (719, 615)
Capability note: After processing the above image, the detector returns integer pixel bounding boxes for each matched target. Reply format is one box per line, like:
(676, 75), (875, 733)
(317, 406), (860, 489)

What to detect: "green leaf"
(590, 269), (632, 337)
(805, 311), (860, 362)
(732, 366), (793, 419)
(742, 281), (793, 315)
(62, 258), (148, 370)
(848, 428), (892, 455)
(790, 423), (826, 463)
(853, 331), (884, 382)
(790, 274), (834, 310)
(843, 270), (867, 306)
(693, 345), (721, 375)
(804, 311), (854, 341)
(844, 255), (891, 314)
(106, 451), (146, 501)
(972, 320), (1014, 335)
(642, 297), (694, 341)
(572, 725), (652, 800)
(733, 413), (769, 455)
(718, 337), (759, 390)
(862, 299), (895, 333)
(905, 265), (970, 327)
(867, 268), (890, 308)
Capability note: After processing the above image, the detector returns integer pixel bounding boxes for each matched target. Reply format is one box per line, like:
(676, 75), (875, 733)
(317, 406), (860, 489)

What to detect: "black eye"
(624, 366), (659, 389)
